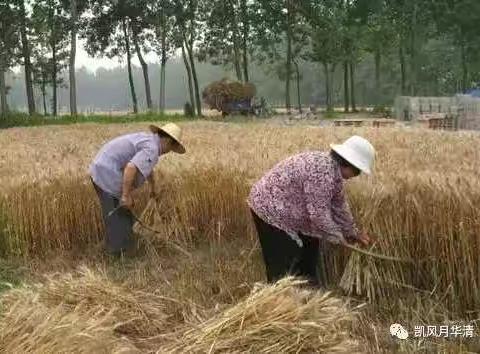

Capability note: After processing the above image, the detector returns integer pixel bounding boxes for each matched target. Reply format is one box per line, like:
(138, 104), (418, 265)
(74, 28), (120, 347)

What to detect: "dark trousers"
(91, 179), (135, 254)
(251, 210), (323, 288)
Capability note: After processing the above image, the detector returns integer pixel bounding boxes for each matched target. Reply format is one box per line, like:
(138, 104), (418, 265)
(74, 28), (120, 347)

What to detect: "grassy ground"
(0, 120), (479, 352)
(0, 112), (189, 129)
(0, 108), (389, 129)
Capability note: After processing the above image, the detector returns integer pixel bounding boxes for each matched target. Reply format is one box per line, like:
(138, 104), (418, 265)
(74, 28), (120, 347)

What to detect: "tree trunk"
(330, 64), (336, 112)
(460, 39), (468, 93)
(20, 1), (35, 115)
(0, 66), (8, 115)
(240, 0), (249, 82)
(185, 37), (202, 116)
(227, 0), (243, 81)
(374, 48), (381, 104)
(285, 0), (293, 114)
(159, 44), (167, 113)
(42, 77), (48, 116)
(133, 33), (152, 111)
(157, 10), (167, 113)
(324, 63), (331, 112)
(409, 2), (418, 96)
(399, 43), (407, 95)
(182, 42), (195, 115)
(69, 0), (78, 115)
(349, 61), (356, 112)
(123, 19), (138, 114)
(343, 61), (349, 112)
(159, 58), (166, 113)
(159, 14), (167, 113)
(232, 38), (243, 82)
(294, 61), (301, 113)
(51, 22), (57, 116)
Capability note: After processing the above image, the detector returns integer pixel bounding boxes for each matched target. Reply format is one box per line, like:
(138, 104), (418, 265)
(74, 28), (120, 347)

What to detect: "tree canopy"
(2, 0), (480, 115)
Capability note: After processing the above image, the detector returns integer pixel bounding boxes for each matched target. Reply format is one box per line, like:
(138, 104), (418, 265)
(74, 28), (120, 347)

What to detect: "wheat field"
(0, 120), (479, 353)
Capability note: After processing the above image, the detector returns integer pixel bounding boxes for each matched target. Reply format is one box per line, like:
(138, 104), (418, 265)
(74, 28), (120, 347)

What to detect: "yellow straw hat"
(149, 123), (186, 154)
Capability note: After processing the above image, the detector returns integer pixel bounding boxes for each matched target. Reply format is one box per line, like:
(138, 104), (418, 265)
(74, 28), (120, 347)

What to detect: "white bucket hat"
(330, 136), (375, 175)
(150, 123), (186, 154)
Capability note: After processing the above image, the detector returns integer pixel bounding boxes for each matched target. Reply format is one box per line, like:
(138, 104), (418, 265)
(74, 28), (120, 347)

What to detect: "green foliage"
(2, 0), (480, 113)
(323, 110), (341, 119)
(0, 3), (20, 67)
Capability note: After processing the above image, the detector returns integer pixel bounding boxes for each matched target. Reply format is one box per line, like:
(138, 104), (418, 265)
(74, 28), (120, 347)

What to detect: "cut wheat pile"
(0, 269), (363, 353)
(0, 267), (172, 340)
(160, 277), (363, 353)
(0, 299), (139, 354)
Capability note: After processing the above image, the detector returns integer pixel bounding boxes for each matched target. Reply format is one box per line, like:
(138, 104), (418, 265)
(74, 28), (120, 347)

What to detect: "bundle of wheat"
(160, 277), (364, 353)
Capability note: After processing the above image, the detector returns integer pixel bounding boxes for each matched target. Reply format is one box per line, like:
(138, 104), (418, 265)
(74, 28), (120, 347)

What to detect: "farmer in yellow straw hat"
(248, 136), (375, 288)
(89, 123), (186, 256)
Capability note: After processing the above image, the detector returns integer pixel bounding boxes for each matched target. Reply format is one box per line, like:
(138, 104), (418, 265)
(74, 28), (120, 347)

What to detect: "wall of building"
(394, 95), (480, 130)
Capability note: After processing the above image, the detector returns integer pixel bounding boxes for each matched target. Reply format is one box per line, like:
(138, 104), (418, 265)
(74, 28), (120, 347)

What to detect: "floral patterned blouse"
(248, 151), (359, 245)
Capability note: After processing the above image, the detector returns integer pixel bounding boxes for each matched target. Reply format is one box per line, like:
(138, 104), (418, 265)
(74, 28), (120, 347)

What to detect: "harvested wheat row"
(0, 296), (139, 354)
(1, 266), (172, 338)
(159, 277), (364, 353)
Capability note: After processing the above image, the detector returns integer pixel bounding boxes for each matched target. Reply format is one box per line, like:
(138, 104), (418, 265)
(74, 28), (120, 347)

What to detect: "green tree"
(387, 0), (435, 96)
(32, 0), (69, 116)
(198, 0), (252, 82)
(147, 0), (177, 112)
(13, 0), (36, 115)
(0, 2), (19, 115)
(82, 0), (141, 113)
(31, 45), (52, 115)
(363, 0), (397, 105)
(60, 0), (88, 115)
(173, 0), (204, 116)
(431, 0), (480, 92)
(253, 0), (308, 113)
(299, 0), (345, 112)
(130, 7), (154, 111)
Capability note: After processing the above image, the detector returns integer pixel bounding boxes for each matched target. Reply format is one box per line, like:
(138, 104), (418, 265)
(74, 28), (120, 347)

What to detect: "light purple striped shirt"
(89, 132), (161, 197)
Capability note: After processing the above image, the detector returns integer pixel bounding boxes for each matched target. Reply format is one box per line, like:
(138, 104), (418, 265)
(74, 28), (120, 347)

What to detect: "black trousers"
(251, 210), (323, 288)
(91, 179), (135, 254)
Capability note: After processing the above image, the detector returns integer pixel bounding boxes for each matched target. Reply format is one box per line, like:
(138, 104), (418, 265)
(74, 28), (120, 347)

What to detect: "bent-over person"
(248, 136), (374, 288)
(89, 123), (186, 256)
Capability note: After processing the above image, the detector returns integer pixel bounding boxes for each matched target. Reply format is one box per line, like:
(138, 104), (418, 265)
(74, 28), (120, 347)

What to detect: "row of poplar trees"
(1, 0), (480, 116)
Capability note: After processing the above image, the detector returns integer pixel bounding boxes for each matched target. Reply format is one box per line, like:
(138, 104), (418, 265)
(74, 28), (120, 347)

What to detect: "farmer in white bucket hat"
(89, 123), (185, 256)
(248, 136), (375, 288)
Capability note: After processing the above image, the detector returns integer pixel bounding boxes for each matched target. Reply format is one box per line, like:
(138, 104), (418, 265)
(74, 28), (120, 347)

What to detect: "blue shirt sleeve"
(130, 148), (158, 179)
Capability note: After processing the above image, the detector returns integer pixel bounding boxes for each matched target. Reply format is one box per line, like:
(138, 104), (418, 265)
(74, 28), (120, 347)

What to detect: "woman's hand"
(343, 232), (372, 247)
(357, 232), (372, 247)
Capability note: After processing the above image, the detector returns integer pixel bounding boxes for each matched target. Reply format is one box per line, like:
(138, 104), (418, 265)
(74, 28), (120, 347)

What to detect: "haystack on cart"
(203, 79), (258, 117)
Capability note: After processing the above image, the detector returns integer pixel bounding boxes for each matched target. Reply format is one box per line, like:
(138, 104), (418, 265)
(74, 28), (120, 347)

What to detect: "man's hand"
(120, 194), (134, 210)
